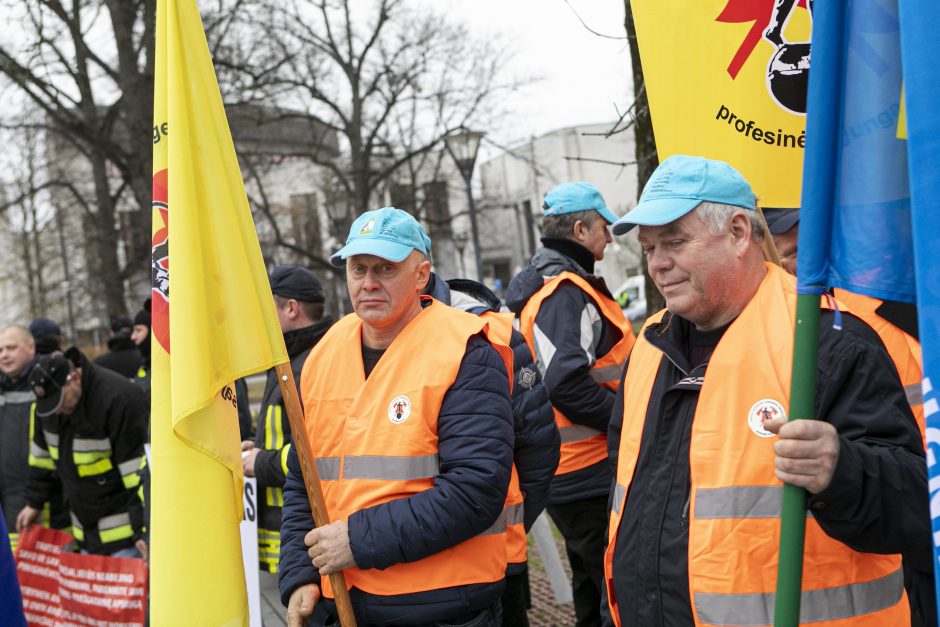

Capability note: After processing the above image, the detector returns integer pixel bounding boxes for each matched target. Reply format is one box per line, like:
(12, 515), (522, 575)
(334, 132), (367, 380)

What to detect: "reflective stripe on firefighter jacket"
(480, 310), (526, 567)
(518, 271), (634, 475)
(604, 264), (907, 627)
(300, 299), (513, 599)
(833, 289), (925, 443)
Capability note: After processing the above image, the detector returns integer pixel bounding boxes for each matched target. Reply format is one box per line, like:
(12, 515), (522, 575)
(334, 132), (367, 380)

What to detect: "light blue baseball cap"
(543, 182), (619, 225)
(611, 155), (756, 235)
(330, 207), (430, 267)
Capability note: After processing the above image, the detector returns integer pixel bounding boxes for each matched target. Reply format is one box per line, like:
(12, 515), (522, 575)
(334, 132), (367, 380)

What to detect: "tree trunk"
(624, 0), (665, 316)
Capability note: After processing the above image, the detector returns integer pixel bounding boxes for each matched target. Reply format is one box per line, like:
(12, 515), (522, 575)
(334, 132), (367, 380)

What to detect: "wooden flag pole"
(756, 206), (783, 267)
(275, 362), (357, 627)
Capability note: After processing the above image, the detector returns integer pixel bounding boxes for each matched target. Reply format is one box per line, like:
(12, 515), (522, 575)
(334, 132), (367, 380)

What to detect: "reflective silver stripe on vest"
(612, 482), (626, 515)
(589, 363), (624, 385)
(316, 457), (341, 481)
(118, 457), (143, 477)
(30, 442), (50, 459)
(44, 431), (59, 447)
(342, 455), (439, 481)
(906, 382), (924, 406)
(70, 512), (83, 530)
(695, 486), (814, 519)
(694, 568), (904, 626)
(73, 437), (111, 453)
(505, 502), (525, 527)
(559, 425), (604, 444)
(98, 512), (131, 531)
(480, 505), (515, 537)
(0, 391), (36, 405)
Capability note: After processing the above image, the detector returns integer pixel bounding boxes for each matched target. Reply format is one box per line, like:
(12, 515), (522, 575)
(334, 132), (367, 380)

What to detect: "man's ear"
(729, 212), (753, 251)
(415, 259), (431, 291)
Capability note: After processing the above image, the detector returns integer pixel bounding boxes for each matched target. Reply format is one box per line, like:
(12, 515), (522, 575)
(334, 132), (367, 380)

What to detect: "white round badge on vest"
(388, 395), (412, 424)
(747, 399), (786, 438)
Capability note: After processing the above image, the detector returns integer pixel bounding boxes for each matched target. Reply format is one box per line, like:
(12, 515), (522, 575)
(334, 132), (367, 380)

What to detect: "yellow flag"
(151, 0), (288, 623)
(631, 0), (812, 207)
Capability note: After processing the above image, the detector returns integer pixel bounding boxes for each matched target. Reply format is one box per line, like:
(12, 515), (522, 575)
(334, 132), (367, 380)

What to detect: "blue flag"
(0, 505), (27, 626)
(899, 0), (940, 617)
(798, 0), (914, 303)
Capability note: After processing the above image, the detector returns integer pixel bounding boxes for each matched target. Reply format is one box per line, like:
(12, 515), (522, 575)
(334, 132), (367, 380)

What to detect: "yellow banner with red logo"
(150, 0), (288, 623)
(631, 0), (813, 208)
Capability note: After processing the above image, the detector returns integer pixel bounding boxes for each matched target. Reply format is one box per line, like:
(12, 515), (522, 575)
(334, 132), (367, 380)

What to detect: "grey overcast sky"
(437, 0), (633, 146)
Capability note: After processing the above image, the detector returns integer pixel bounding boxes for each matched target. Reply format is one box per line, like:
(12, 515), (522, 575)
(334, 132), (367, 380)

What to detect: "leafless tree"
(214, 0), (517, 246)
(0, 0), (155, 321)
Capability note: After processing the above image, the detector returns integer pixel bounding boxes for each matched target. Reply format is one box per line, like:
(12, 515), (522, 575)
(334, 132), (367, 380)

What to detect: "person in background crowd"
(604, 155), (926, 626)
(506, 182), (634, 626)
(242, 265), (334, 578)
(93, 316), (143, 379)
(0, 325), (68, 550)
(28, 318), (63, 356)
(425, 269), (560, 626)
(130, 299), (151, 398)
(279, 207), (514, 626)
(764, 206), (934, 627)
(17, 348), (149, 558)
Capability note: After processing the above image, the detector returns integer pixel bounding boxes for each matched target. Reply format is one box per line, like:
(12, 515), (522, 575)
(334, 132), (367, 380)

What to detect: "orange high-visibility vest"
(519, 271), (635, 475)
(480, 310), (527, 567)
(300, 299), (513, 599)
(604, 264), (907, 627)
(834, 289), (925, 440)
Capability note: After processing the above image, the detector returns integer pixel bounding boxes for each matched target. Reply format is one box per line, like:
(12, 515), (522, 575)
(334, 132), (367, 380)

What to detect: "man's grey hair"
(695, 201), (765, 242)
(542, 209), (603, 239)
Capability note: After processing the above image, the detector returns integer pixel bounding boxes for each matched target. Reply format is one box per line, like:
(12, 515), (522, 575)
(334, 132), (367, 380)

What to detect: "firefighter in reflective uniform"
(764, 207), (935, 627)
(278, 207), (514, 626)
(242, 265), (333, 574)
(604, 156), (924, 626)
(506, 182), (634, 627)
(16, 348), (148, 557)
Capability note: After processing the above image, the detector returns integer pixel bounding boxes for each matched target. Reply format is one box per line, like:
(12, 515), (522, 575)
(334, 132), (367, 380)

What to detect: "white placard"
(240, 477), (261, 627)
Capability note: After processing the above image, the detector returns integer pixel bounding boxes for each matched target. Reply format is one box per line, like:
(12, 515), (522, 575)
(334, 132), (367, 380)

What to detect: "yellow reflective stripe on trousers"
(273, 406), (284, 449)
(8, 532), (18, 552)
(693, 568), (904, 626)
(559, 425), (604, 444)
(76, 457), (114, 477)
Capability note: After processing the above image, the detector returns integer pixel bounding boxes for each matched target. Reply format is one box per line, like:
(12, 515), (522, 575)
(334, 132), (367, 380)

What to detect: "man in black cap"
(16, 348), (148, 557)
(93, 316), (144, 379)
(129, 299), (152, 399)
(28, 318), (63, 355)
(242, 265), (333, 575)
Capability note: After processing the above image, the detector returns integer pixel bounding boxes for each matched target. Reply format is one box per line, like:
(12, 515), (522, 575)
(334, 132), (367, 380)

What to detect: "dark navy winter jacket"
(427, 274), (560, 548)
(506, 238), (623, 504)
(278, 327), (514, 625)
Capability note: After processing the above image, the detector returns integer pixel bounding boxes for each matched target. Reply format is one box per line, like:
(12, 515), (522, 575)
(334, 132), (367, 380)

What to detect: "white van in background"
(613, 275), (647, 323)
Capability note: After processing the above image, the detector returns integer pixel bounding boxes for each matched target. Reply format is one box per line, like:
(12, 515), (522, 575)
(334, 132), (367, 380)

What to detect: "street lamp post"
(445, 128), (485, 283)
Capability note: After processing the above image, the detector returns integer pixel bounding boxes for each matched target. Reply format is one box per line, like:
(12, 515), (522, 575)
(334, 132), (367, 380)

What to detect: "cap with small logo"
(543, 182), (619, 225)
(28, 352), (72, 417)
(269, 266), (325, 303)
(762, 208), (800, 235)
(330, 207), (430, 267)
(612, 155), (756, 235)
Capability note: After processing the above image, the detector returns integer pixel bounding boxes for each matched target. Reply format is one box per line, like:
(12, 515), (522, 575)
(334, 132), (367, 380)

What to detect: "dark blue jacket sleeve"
(508, 329), (560, 530)
(534, 284), (616, 432)
(347, 335), (514, 570)
(278, 445), (318, 606)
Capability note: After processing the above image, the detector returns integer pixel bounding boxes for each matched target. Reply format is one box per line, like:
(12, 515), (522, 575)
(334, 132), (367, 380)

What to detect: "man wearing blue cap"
(279, 207), (515, 626)
(603, 155), (927, 626)
(243, 266), (334, 578)
(507, 182), (634, 627)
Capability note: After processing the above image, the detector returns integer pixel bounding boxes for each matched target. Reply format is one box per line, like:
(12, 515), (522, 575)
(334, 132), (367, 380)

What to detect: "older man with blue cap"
(279, 207), (515, 626)
(507, 182), (635, 627)
(603, 155), (927, 626)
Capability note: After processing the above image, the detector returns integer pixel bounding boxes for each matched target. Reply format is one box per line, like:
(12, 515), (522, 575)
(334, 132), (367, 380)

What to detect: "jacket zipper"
(679, 488), (691, 528)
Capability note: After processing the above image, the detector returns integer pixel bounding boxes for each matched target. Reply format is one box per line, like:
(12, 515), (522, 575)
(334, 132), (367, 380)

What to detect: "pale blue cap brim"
(330, 238), (418, 267)
(611, 197), (701, 236)
(596, 206), (619, 225)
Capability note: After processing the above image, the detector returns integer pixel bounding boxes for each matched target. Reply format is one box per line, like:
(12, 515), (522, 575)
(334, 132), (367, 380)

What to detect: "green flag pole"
(774, 290), (821, 626)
